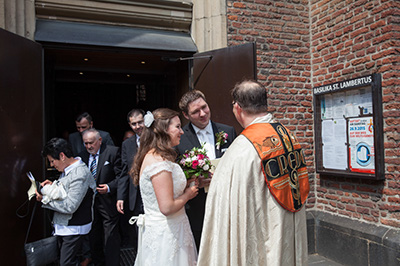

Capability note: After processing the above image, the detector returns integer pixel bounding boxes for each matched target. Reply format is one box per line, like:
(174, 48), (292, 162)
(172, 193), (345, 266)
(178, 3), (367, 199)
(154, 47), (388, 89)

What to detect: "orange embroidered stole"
(242, 123), (309, 212)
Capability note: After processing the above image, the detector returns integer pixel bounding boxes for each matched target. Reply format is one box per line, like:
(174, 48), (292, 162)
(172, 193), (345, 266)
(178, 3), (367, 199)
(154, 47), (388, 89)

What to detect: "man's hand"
(198, 173), (212, 188)
(97, 184), (108, 194)
(116, 200), (124, 214)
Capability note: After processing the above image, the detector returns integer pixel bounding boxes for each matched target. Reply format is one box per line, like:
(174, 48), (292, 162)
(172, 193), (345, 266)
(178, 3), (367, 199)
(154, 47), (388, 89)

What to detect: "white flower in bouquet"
(198, 159), (205, 167)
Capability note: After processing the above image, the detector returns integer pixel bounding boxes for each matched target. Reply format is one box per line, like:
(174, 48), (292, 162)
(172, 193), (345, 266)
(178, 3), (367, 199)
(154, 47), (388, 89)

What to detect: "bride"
(130, 108), (199, 266)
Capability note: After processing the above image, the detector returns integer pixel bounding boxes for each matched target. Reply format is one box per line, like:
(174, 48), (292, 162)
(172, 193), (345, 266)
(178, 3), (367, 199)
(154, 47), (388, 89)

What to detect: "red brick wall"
(227, 0), (400, 228)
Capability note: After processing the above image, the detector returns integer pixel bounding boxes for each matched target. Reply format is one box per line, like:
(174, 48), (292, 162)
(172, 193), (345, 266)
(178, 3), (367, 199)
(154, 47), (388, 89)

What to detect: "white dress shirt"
(193, 122), (216, 160)
(88, 150), (110, 193)
(136, 135), (140, 147)
(88, 150), (99, 168)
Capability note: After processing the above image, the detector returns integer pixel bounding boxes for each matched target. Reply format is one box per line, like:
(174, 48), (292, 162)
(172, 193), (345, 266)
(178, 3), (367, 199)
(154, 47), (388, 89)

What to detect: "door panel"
(193, 43), (257, 134)
(0, 29), (44, 264)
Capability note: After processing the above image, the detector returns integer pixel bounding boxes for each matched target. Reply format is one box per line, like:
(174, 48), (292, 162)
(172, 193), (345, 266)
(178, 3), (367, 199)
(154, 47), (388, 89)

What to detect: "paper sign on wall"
(348, 117), (375, 174)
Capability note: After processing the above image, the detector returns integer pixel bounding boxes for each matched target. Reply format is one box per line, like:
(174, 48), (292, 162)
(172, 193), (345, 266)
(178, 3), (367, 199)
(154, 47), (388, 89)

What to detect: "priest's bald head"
(231, 80), (269, 128)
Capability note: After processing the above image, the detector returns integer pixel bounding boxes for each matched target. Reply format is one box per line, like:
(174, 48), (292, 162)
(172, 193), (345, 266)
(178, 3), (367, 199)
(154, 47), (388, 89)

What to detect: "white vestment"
(198, 114), (308, 266)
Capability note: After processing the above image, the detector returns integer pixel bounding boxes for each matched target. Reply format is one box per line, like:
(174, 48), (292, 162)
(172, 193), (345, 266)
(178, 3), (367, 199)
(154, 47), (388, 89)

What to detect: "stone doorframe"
(1, 0), (227, 52)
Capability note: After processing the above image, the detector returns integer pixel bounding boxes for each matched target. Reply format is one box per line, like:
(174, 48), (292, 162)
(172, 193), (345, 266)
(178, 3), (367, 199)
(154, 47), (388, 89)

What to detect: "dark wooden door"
(192, 43), (257, 134)
(0, 29), (44, 264)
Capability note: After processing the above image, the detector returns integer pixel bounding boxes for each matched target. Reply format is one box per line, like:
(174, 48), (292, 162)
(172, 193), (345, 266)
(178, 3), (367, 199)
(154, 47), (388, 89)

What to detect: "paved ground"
(309, 254), (345, 266)
(121, 248), (345, 266)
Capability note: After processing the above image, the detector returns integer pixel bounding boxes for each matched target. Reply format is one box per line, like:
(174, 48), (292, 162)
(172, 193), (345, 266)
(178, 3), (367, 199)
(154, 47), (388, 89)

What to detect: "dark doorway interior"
(42, 45), (192, 147)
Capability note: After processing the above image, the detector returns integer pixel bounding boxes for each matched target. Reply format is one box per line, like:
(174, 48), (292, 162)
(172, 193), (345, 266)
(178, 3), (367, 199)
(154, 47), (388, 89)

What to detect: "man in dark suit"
(116, 109), (145, 249)
(80, 128), (121, 266)
(69, 112), (114, 156)
(176, 90), (236, 250)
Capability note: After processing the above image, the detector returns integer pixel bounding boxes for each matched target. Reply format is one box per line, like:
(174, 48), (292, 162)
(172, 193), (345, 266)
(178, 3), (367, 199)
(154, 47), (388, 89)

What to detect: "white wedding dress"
(135, 160), (197, 266)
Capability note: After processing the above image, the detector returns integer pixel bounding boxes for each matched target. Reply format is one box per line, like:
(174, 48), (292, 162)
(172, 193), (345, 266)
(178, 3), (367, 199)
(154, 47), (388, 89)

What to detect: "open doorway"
(42, 45), (192, 147)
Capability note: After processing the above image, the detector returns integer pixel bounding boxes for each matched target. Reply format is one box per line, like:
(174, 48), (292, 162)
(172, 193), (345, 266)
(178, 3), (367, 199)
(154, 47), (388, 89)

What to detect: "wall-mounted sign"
(348, 117), (375, 174)
(313, 74), (384, 180)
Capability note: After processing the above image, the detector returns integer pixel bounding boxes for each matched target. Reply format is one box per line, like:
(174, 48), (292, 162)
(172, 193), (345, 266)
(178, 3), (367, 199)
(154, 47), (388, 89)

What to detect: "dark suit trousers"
(119, 201), (138, 249)
(58, 234), (85, 266)
(186, 188), (207, 251)
(90, 199), (121, 266)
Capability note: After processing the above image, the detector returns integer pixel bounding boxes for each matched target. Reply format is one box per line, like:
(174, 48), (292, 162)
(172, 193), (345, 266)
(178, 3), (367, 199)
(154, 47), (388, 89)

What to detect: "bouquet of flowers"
(179, 144), (212, 179)
(215, 131), (228, 150)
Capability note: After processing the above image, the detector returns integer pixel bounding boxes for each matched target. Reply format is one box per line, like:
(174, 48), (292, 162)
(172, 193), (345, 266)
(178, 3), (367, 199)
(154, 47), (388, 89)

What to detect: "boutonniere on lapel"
(215, 131), (228, 150)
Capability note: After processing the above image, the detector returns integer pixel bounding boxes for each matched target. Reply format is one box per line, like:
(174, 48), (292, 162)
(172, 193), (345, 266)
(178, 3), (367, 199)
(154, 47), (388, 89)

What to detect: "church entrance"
(42, 45), (191, 147)
(35, 19), (197, 146)
(0, 25), (255, 264)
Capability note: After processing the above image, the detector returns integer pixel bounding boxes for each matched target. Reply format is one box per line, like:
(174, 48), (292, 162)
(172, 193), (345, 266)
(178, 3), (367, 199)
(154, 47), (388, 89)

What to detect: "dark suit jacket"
(80, 144), (121, 216)
(176, 121), (236, 232)
(69, 129), (114, 156)
(117, 135), (143, 213)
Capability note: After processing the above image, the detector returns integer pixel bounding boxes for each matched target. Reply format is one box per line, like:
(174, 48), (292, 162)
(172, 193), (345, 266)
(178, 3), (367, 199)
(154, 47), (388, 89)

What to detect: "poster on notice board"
(348, 117), (375, 174)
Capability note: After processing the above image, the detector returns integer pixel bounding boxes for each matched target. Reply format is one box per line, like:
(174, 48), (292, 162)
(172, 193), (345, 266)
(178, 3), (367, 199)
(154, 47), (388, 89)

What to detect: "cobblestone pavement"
(309, 254), (345, 266)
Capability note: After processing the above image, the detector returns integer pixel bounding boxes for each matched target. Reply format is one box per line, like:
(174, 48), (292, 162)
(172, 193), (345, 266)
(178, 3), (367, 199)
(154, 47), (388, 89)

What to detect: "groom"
(176, 90), (236, 250)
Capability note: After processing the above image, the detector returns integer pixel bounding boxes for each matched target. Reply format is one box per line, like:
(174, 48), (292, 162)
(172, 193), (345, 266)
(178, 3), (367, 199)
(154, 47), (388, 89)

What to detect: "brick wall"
(227, 0), (316, 208)
(227, 0), (400, 228)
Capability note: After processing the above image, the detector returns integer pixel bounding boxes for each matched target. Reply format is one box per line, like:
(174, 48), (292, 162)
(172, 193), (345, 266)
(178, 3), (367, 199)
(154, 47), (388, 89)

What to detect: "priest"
(198, 80), (310, 266)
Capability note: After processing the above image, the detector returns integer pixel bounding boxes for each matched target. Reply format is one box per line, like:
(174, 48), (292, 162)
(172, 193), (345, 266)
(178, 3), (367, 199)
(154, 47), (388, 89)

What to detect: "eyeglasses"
(232, 101), (240, 107)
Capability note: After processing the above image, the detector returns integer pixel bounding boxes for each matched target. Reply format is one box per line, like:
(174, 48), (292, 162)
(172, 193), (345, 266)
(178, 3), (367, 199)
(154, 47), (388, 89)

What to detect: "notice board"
(313, 74), (384, 180)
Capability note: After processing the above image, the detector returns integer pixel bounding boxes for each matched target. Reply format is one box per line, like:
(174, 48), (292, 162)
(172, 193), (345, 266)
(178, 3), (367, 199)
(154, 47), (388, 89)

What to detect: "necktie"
(198, 130), (216, 160)
(90, 154), (97, 181)
(198, 130), (207, 144)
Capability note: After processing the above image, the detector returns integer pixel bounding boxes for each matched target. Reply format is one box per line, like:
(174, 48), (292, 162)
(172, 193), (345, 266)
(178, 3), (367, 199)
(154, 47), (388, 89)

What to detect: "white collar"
(192, 121), (213, 135)
(92, 150), (100, 157)
(63, 157), (83, 176)
(249, 113), (275, 125)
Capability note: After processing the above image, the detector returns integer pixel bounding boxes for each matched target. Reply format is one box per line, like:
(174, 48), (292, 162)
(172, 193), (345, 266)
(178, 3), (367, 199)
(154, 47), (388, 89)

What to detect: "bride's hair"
(130, 108), (179, 185)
